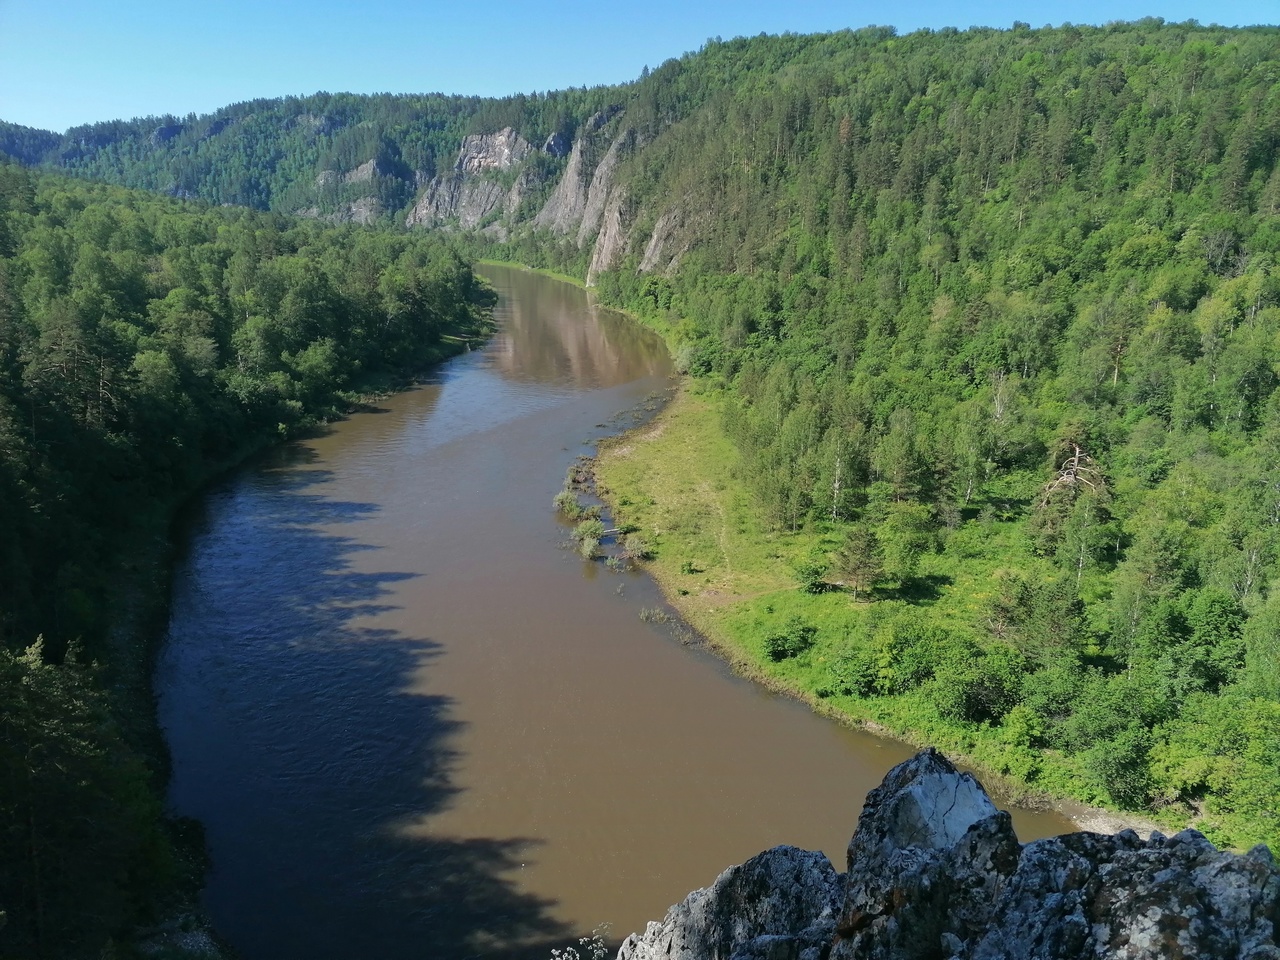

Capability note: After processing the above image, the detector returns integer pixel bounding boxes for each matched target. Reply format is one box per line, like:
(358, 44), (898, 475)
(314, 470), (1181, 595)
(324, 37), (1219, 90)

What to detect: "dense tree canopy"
(0, 162), (492, 955)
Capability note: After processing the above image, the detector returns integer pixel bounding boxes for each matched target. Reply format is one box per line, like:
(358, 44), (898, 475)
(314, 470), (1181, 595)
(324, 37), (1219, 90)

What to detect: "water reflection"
(485, 268), (669, 387)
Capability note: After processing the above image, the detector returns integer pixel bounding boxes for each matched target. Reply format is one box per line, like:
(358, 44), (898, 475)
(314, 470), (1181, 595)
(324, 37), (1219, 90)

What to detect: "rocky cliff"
(617, 750), (1280, 960)
(532, 134), (592, 234)
(405, 127), (535, 230)
(401, 116), (679, 285)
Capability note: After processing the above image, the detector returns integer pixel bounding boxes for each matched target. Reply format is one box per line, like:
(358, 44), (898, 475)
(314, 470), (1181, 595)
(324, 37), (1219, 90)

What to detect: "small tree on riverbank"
(834, 524), (884, 600)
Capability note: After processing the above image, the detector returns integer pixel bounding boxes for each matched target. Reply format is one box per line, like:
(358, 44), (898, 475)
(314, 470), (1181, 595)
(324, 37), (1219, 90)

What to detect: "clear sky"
(2, 0), (1275, 133)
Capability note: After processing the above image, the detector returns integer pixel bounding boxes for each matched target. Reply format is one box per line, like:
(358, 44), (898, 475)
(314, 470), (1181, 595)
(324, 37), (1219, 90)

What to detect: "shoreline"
(591, 377), (1171, 843)
(112, 326), (492, 958)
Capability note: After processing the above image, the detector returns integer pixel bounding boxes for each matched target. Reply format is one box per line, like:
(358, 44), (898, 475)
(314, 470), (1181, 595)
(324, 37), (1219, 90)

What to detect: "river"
(155, 263), (1073, 959)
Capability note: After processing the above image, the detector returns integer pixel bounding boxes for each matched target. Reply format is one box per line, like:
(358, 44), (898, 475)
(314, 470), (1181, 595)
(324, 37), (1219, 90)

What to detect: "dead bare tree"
(1040, 444), (1104, 507)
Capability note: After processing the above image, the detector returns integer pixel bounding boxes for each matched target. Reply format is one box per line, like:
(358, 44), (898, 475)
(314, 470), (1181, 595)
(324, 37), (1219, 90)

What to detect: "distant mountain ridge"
(0, 85), (626, 218)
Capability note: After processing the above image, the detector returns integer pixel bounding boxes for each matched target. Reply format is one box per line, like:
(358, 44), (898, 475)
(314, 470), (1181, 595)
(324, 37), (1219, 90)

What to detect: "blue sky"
(2, 0), (1276, 132)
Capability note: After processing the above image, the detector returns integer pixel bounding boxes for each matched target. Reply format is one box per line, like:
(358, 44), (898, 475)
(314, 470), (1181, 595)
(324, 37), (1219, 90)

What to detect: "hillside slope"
(540, 21), (1280, 851)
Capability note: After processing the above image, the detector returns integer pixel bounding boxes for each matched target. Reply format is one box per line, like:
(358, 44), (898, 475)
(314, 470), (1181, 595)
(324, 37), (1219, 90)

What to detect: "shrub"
(828, 648), (878, 697)
(765, 617), (817, 661)
(622, 534), (652, 560)
(571, 518), (605, 543)
(553, 489), (584, 519)
(929, 644), (1026, 724)
(793, 559), (827, 594)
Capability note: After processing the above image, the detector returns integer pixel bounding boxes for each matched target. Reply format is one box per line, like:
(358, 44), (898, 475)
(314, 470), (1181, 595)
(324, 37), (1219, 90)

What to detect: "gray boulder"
(616, 846), (842, 960)
(618, 748), (1280, 960)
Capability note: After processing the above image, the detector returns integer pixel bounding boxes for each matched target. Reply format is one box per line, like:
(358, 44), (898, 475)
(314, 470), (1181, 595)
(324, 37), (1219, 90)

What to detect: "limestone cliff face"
(587, 188), (630, 286)
(406, 175), (506, 229)
(617, 750), (1280, 960)
(313, 159), (390, 189)
(543, 130), (572, 158)
(405, 127), (534, 229)
(297, 196), (381, 226)
(400, 115), (660, 283)
(638, 206), (696, 274)
(455, 127), (530, 174)
(576, 130), (633, 249)
(343, 158), (381, 184)
(533, 135), (591, 234)
(399, 113), (696, 289)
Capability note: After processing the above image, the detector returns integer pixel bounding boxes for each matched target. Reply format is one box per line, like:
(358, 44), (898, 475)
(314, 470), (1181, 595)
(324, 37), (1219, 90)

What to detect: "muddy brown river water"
(155, 264), (1073, 959)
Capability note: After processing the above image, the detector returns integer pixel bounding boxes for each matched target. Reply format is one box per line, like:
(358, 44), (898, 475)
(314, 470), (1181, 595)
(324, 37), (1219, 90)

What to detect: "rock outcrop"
(150, 123), (184, 145)
(618, 847), (842, 960)
(395, 114), (687, 285)
(406, 175), (506, 229)
(532, 113), (631, 244)
(586, 187), (630, 286)
(618, 749), (1280, 960)
(533, 135), (592, 234)
(576, 130), (632, 249)
(638, 207), (696, 274)
(343, 158), (381, 184)
(200, 117), (232, 141)
(543, 130), (572, 158)
(294, 199), (381, 225)
(405, 127), (535, 229)
(455, 127), (531, 174)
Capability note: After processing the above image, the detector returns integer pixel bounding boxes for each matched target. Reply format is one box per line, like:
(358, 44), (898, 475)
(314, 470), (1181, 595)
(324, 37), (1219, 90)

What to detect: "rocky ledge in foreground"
(618, 749), (1279, 960)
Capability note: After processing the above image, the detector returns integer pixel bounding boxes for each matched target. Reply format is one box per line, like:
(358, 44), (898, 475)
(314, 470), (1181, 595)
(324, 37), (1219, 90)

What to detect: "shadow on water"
(162, 454), (573, 960)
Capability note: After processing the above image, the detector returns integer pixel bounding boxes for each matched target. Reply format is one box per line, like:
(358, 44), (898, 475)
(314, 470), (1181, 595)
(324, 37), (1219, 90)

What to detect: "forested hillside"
(540, 20), (1280, 850)
(0, 162), (493, 956)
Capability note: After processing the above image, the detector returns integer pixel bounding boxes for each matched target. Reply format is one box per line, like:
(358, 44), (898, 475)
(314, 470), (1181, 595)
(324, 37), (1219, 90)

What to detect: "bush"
(793, 559), (827, 594)
(929, 644), (1026, 724)
(571, 518), (605, 543)
(553, 489), (584, 519)
(622, 534), (652, 560)
(828, 648), (878, 697)
(764, 617), (817, 661)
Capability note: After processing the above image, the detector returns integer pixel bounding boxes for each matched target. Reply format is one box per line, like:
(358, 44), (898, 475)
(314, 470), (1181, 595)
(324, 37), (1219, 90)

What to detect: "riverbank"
(593, 377), (1167, 841)
(100, 323), (495, 959)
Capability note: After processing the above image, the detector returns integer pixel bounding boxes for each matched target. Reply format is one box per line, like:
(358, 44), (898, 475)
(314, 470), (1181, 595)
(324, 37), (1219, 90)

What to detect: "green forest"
(0, 162), (493, 956)
(3, 15), (1280, 955)
(508, 20), (1280, 852)
(481, 20), (1280, 849)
